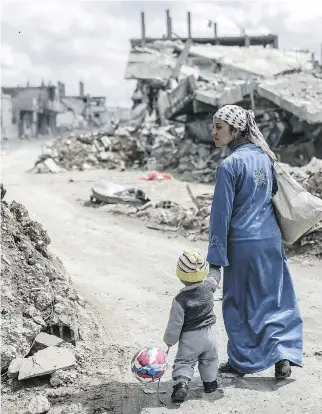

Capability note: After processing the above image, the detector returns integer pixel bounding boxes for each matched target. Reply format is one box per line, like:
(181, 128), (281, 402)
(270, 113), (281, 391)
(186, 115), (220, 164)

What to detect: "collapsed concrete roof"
(124, 46), (198, 81)
(125, 40), (321, 126)
(256, 72), (322, 124)
(174, 44), (313, 78)
(195, 75), (252, 108)
(157, 74), (252, 121)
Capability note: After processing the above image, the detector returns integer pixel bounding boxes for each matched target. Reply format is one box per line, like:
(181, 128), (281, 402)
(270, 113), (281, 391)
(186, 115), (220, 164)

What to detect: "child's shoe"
(171, 381), (188, 403)
(203, 379), (218, 393)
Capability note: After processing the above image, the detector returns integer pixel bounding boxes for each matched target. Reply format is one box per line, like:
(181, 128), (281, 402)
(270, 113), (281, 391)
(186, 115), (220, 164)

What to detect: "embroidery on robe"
(254, 168), (267, 188)
(210, 235), (223, 247)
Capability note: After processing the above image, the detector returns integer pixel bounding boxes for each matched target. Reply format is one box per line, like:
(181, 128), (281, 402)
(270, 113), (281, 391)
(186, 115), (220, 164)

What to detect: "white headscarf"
(214, 104), (276, 161)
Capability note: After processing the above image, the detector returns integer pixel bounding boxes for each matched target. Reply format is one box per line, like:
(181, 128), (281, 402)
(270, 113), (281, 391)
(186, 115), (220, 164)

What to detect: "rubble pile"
(281, 157), (322, 256)
(126, 40), (322, 166)
(174, 140), (225, 183)
(1, 185), (96, 376)
(87, 182), (213, 241)
(32, 128), (145, 173)
(33, 122), (224, 183)
(32, 40), (322, 179)
(91, 176), (322, 256)
(288, 157), (322, 198)
(100, 193), (211, 241)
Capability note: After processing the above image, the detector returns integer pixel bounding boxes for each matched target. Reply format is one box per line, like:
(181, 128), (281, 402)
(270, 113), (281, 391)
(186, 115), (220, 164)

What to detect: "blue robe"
(207, 141), (303, 374)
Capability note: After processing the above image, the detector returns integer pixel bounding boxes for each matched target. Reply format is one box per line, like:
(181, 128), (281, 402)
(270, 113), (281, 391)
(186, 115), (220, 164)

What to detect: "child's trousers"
(172, 324), (218, 383)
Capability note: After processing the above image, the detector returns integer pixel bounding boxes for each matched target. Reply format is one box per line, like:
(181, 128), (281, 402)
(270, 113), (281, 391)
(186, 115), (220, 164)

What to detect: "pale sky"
(2, 0), (322, 107)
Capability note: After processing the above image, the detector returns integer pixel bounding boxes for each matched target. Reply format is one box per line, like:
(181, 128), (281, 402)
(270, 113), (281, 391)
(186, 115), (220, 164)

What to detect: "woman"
(207, 105), (303, 379)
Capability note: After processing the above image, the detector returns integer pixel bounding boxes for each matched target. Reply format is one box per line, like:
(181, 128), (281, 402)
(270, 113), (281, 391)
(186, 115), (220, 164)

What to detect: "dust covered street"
(2, 140), (322, 413)
(2, 3), (322, 411)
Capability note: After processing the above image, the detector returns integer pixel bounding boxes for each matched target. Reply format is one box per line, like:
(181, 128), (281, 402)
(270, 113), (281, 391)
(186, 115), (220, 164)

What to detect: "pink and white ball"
(131, 346), (168, 383)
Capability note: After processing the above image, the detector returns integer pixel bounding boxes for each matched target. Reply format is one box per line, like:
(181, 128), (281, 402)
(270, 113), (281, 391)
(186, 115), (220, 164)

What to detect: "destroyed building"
(58, 81), (108, 130)
(33, 11), (322, 183)
(1, 83), (63, 138)
(125, 10), (322, 167)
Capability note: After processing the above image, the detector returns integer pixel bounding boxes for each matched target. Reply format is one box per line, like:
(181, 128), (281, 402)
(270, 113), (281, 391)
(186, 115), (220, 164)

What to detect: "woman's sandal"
(275, 359), (291, 380)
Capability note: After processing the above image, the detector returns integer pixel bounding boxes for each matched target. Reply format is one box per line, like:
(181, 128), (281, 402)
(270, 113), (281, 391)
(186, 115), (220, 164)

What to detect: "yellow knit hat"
(176, 249), (209, 283)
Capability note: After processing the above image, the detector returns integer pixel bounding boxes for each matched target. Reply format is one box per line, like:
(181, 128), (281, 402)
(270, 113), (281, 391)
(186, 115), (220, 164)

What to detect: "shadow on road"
(48, 378), (224, 413)
(222, 375), (295, 392)
(48, 375), (292, 413)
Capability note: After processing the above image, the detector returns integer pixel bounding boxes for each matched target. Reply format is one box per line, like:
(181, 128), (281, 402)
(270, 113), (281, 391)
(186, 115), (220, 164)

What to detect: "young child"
(164, 249), (221, 403)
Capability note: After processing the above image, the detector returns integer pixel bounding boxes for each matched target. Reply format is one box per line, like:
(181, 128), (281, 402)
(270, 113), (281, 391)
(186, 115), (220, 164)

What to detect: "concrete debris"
(174, 43), (313, 78)
(284, 159), (322, 254)
(43, 158), (61, 173)
(32, 43), (322, 179)
(1, 185), (97, 371)
(124, 40), (322, 167)
(284, 157), (322, 198)
(50, 368), (78, 387)
(91, 180), (150, 205)
(32, 42), (322, 179)
(32, 333), (64, 353)
(7, 357), (24, 378)
(99, 179), (321, 256)
(32, 130), (145, 172)
(256, 72), (322, 124)
(27, 395), (51, 414)
(99, 190), (212, 241)
(18, 346), (76, 380)
(33, 122), (225, 183)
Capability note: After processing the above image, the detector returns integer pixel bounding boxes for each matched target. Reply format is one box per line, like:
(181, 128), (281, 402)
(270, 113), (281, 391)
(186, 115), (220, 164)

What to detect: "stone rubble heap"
(32, 123), (226, 184)
(0, 185), (97, 385)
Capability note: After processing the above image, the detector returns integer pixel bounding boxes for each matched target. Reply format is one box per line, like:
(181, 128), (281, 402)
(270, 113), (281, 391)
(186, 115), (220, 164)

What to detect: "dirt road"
(2, 140), (322, 413)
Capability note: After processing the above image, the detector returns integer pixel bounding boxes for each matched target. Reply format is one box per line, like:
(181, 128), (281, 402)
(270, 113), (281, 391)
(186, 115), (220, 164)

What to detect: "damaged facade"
(1, 84), (63, 138)
(58, 81), (108, 130)
(1, 80), (109, 139)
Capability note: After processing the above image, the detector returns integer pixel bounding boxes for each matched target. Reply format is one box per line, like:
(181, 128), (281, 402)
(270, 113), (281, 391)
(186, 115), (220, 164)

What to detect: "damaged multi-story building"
(125, 9), (322, 165)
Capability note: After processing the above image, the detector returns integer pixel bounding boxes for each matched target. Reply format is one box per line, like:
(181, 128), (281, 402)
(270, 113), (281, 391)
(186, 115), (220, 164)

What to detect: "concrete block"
(18, 346), (76, 380)
(7, 357), (24, 378)
(33, 332), (64, 352)
(43, 158), (60, 173)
